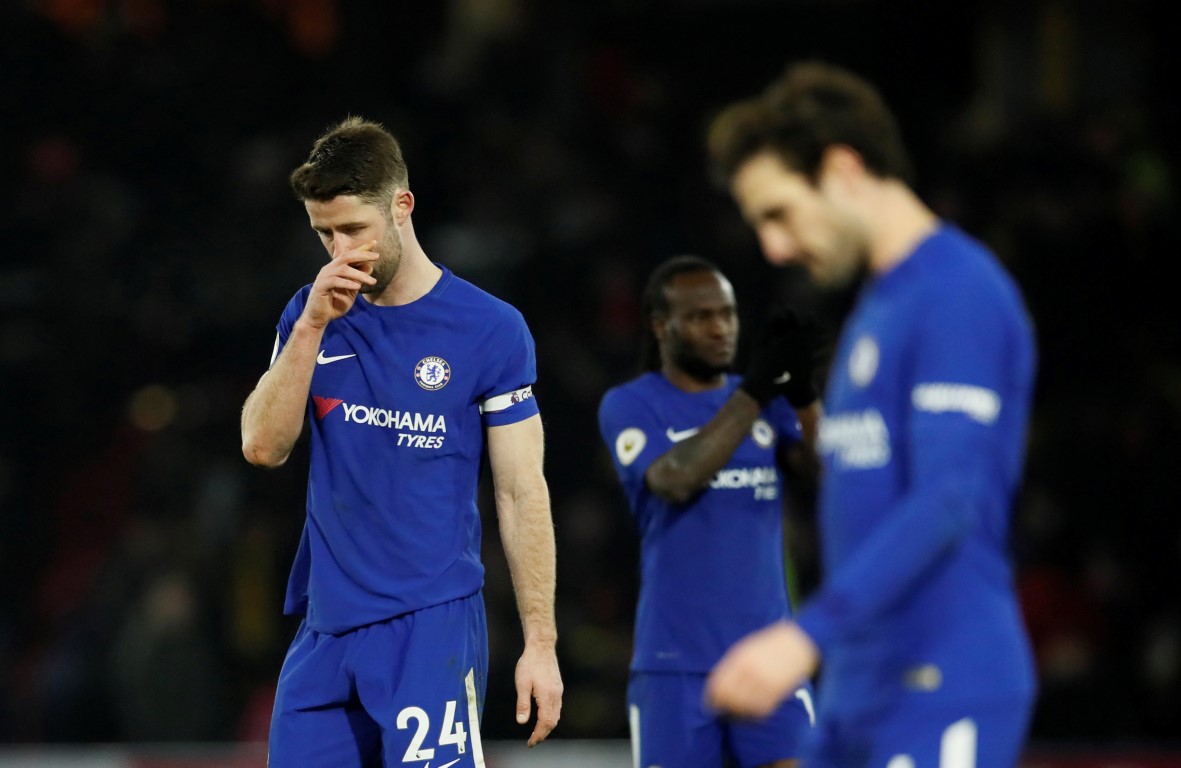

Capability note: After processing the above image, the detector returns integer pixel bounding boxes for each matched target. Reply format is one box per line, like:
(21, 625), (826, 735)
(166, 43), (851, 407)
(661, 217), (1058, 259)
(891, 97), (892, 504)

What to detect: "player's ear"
(652, 313), (669, 342)
(817, 144), (873, 206)
(391, 189), (414, 224)
(817, 144), (866, 194)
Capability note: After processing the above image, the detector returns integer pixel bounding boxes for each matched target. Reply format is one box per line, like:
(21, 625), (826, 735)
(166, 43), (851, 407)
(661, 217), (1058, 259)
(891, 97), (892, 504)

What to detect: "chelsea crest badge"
(414, 356), (451, 390)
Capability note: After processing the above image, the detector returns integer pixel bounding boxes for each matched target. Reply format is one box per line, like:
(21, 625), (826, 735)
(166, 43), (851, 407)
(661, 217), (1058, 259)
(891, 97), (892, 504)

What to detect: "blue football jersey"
(272, 266), (540, 634)
(796, 224), (1037, 719)
(598, 373), (802, 673)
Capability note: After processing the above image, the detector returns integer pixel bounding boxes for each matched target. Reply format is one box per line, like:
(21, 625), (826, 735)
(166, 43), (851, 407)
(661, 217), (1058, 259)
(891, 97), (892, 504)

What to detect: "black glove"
(739, 308), (822, 408)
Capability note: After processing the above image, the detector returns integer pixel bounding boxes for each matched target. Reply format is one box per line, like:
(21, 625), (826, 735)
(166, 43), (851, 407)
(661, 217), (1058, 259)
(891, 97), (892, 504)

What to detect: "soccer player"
(240, 117), (562, 767)
(598, 255), (821, 768)
(702, 63), (1037, 767)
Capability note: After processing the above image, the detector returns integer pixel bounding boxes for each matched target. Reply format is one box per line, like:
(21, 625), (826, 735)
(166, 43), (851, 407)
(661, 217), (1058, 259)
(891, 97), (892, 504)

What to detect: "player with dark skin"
(600, 257), (822, 768)
(646, 269), (819, 506)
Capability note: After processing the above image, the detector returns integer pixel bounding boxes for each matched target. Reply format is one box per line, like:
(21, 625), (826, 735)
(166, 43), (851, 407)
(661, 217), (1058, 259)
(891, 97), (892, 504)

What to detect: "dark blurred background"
(1, 0), (1178, 750)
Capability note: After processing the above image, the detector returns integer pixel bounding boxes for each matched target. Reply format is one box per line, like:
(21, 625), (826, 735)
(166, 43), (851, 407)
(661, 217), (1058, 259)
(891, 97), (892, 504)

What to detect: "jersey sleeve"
(271, 286), (310, 366)
(597, 386), (667, 513)
(797, 285), (1030, 649)
(479, 308), (541, 428)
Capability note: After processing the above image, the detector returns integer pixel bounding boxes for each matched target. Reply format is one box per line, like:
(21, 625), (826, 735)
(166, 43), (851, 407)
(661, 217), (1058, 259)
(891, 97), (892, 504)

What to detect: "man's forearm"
(241, 319), (324, 467)
(498, 480), (558, 646)
(645, 389), (761, 503)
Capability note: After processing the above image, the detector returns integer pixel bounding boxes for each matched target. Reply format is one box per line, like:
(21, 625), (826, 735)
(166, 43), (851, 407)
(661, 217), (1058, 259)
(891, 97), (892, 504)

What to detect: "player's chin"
(707, 350), (736, 370)
(813, 251), (865, 289)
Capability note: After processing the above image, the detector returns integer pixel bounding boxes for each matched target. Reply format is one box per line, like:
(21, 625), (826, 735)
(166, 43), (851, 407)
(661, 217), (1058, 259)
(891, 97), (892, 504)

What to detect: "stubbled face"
(306, 194), (403, 294)
(730, 151), (867, 288)
(656, 270), (739, 382)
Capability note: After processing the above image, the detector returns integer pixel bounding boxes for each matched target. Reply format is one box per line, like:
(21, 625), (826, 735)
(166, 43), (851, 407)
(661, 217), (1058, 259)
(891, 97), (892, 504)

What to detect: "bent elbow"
(648, 482), (697, 506)
(645, 465), (706, 505)
(241, 437), (289, 468)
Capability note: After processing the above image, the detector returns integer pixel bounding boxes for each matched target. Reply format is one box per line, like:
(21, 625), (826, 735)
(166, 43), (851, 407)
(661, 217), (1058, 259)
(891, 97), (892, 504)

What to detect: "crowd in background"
(1, 0), (1178, 746)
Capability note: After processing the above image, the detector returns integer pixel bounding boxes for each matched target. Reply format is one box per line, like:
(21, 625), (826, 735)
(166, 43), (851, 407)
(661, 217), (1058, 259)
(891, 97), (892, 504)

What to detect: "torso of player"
(601, 373), (799, 672)
(309, 306), (481, 471)
(817, 230), (1025, 570)
(282, 268), (537, 633)
(305, 284), (500, 515)
(817, 285), (913, 560)
(814, 226), (1036, 711)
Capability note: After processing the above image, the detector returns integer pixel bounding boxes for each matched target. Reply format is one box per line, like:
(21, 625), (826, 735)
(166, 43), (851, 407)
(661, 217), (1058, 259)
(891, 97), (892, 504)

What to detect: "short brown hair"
(708, 61), (912, 187)
(289, 116), (409, 208)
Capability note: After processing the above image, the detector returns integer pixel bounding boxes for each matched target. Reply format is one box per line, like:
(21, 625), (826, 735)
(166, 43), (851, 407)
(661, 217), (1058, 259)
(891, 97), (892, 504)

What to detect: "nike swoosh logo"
(317, 351), (357, 365)
(430, 760), (461, 768)
(773, 371), (792, 384)
(665, 426), (699, 443)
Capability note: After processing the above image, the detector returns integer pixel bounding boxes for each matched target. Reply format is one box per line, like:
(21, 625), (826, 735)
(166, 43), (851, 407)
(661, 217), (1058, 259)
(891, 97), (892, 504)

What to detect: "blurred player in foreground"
(598, 255), (822, 767)
(240, 117), (562, 766)
(704, 62), (1037, 767)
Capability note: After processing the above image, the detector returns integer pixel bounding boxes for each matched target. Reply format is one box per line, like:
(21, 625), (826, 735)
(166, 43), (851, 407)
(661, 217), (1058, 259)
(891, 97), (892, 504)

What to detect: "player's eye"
(762, 206), (789, 224)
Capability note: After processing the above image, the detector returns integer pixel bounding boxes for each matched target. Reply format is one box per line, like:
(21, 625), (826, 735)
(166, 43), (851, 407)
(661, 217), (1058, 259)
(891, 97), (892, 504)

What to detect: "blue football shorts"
(804, 692), (1033, 768)
(268, 592), (489, 768)
(628, 670), (815, 768)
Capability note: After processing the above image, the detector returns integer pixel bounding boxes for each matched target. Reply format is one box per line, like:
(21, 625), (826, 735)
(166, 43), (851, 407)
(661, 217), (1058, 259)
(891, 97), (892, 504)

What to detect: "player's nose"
(333, 234), (359, 258)
(758, 226), (801, 267)
(707, 314), (734, 337)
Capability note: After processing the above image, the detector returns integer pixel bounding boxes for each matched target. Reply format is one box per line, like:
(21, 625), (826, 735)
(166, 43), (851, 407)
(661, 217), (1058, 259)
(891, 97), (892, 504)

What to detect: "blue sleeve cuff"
(482, 387), (540, 427)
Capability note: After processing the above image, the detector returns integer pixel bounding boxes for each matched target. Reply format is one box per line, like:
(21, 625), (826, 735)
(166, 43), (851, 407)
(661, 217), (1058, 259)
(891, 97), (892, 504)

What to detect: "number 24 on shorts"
(397, 700), (468, 762)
